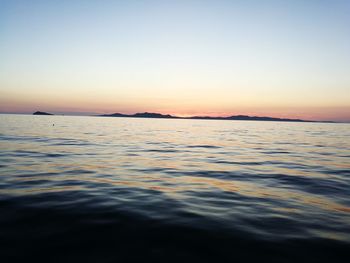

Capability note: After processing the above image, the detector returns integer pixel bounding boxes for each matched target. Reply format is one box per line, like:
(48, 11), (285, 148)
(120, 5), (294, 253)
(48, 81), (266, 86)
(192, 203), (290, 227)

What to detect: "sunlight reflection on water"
(0, 114), (350, 244)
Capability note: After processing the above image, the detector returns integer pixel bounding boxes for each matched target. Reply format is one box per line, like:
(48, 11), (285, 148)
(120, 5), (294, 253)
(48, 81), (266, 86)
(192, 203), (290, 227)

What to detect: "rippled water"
(0, 114), (349, 262)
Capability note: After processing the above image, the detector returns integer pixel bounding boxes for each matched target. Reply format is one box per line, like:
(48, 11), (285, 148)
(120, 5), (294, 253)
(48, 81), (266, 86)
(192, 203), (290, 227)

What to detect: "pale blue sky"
(1, 0), (349, 121)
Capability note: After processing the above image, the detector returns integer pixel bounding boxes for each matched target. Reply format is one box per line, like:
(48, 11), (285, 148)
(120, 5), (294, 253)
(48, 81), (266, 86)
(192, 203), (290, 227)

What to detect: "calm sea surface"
(0, 114), (349, 262)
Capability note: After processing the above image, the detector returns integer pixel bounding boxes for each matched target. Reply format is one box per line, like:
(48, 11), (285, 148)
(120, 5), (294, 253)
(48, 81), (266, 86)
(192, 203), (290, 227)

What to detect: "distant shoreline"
(29, 111), (337, 123)
(33, 111), (54, 116)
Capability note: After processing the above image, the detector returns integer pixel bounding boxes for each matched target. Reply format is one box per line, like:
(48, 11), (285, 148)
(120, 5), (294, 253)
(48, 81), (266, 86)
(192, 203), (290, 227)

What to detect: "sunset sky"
(1, 0), (349, 121)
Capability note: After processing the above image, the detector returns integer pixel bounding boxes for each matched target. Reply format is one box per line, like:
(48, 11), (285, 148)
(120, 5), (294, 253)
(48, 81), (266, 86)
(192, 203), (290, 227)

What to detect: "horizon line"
(2, 110), (348, 123)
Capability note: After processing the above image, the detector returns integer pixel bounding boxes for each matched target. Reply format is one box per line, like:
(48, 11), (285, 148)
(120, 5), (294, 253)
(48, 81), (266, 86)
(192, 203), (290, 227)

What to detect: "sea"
(0, 114), (349, 262)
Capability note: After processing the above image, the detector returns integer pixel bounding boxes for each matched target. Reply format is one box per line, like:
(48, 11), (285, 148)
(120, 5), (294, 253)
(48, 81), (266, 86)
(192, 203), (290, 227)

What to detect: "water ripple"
(0, 115), (349, 262)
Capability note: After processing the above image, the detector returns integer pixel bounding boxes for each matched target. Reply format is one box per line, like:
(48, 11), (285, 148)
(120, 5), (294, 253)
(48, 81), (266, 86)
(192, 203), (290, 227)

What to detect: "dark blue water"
(0, 114), (349, 262)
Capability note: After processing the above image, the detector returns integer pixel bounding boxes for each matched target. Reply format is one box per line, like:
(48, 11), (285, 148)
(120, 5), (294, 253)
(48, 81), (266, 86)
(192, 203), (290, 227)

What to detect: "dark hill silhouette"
(100, 113), (128, 117)
(33, 111), (53, 115)
(100, 112), (178, 119)
(134, 112), (178, 118)
(226, 115), (308, 122)
(98, 112), (322, 123)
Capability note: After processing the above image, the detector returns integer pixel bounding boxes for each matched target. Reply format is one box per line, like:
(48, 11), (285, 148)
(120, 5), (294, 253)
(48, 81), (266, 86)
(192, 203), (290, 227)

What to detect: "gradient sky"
(1, 0), (349, 121)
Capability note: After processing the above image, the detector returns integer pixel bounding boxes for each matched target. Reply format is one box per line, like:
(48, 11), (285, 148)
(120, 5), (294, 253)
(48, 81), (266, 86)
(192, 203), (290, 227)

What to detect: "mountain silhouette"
(33, 111), (54, 115)
(98, 112), (322, 122)
(100, 112), (178, 119)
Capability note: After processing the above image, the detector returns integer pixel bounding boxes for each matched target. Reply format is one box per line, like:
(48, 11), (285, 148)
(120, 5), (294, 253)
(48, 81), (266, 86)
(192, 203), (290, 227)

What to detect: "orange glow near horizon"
(1, 1), (349, 122)
(1, 94), (349, 122)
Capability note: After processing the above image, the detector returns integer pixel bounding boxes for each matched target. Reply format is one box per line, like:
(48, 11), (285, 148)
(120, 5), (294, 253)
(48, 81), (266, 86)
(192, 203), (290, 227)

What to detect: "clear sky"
(1, 0), (349, 121)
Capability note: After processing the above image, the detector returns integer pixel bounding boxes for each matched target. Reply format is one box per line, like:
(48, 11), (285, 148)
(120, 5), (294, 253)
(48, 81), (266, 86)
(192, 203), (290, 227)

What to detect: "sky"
(0, 0), (349, 121)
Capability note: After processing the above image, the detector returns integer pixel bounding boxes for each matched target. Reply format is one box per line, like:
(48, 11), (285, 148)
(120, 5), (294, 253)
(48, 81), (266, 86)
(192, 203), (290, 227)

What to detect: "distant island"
(33, 111), (54, 115)
(100, 112), (177, 119)
(98, 112), (323, 123)
(31, 110), (334, 122)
